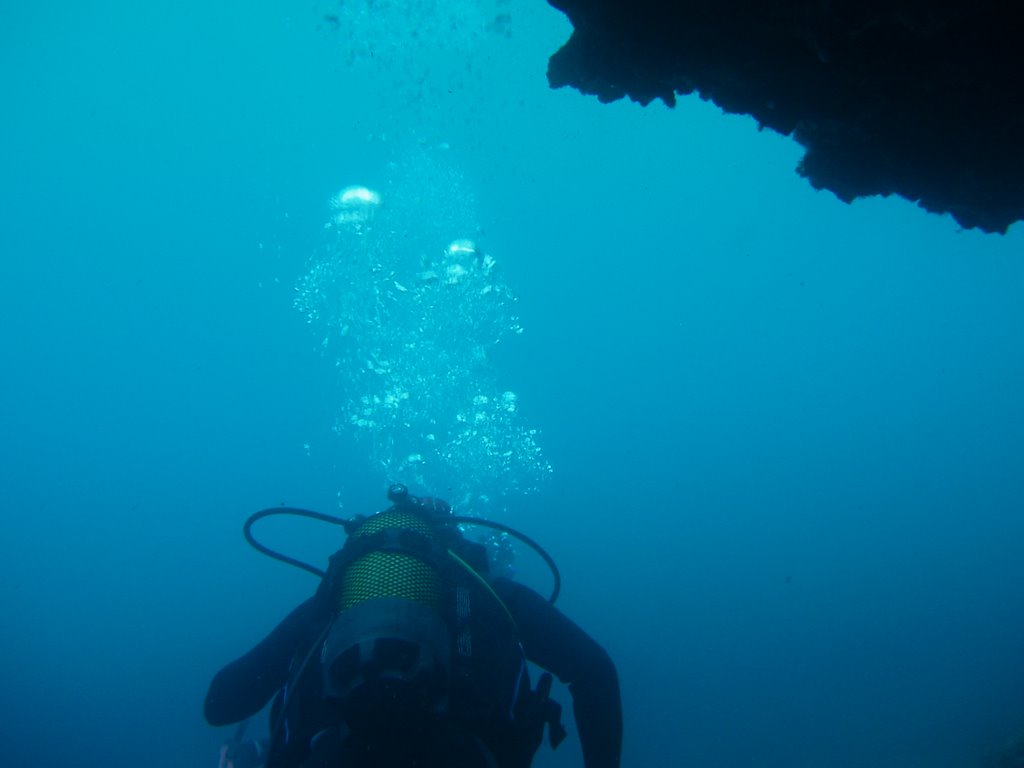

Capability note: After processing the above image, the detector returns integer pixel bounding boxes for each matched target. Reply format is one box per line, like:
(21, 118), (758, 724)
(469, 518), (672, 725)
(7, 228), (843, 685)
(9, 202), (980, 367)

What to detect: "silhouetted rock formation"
(546, 0), (1024, 233)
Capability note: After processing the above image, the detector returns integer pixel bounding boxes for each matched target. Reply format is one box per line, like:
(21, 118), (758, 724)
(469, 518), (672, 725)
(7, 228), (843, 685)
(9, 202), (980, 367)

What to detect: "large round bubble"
(328, 185), (382, 230)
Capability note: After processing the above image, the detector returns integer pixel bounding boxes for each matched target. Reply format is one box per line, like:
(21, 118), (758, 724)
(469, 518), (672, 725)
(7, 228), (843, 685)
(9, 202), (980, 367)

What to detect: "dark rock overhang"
(546, 0), (1024, 233)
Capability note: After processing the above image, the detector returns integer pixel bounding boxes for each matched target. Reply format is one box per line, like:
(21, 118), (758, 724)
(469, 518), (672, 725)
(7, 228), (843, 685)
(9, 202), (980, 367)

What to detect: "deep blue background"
(2, 2), (1023, 768)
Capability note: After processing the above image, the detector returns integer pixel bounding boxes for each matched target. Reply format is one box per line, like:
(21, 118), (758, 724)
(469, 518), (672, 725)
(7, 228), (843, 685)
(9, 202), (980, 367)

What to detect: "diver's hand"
(219, 740), (265, 768)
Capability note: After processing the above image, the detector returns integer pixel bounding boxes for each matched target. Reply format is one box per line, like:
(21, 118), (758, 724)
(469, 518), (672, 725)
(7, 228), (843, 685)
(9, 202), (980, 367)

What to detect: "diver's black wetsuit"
(205, 576), (621, 768)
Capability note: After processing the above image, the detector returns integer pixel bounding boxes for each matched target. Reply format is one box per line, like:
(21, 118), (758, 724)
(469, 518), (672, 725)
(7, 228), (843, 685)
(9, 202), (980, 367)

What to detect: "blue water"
(2, 2), (1023, 768)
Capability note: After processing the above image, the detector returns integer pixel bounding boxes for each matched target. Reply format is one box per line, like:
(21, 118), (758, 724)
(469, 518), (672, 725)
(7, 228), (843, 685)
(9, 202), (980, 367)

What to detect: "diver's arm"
(204, 597), (321, 726)
(494, 579), (623, 768)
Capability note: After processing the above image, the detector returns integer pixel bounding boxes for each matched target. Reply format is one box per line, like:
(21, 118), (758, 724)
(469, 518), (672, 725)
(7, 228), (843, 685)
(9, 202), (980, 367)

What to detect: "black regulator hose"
(449, 515), (561, 605)
(242, 507), (354, 579)
(243, 506), (561, 604)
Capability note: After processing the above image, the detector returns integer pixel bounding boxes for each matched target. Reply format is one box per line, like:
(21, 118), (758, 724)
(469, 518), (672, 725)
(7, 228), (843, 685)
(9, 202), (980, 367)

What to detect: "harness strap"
(333, 526), (449, 570)
(534, 673), (567, 749)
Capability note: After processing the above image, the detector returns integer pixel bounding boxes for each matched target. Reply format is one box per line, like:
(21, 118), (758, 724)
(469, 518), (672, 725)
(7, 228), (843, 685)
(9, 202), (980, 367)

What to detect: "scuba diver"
(204, 485), (622, 768)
